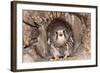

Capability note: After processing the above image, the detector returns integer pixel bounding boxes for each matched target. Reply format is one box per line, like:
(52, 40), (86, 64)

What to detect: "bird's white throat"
(56, 35), (66, 45)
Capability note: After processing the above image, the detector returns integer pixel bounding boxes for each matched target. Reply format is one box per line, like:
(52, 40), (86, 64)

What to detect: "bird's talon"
(64, 55), (68, 60)
(50, 58), (54, 61)
(54, 57), (59, 61)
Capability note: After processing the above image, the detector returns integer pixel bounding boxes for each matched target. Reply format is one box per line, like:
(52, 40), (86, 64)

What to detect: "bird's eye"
(56, 31), (57, 34)
(63, 30), (65, 33)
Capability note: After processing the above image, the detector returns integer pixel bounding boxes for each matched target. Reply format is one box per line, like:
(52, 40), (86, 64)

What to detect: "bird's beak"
(59, 33), (63, 36)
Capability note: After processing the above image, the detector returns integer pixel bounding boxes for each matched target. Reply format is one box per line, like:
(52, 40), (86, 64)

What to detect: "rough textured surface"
(23, 10), (91, 62)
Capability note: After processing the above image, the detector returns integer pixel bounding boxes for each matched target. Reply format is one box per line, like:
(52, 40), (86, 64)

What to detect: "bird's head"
(56, 29), (64, 37)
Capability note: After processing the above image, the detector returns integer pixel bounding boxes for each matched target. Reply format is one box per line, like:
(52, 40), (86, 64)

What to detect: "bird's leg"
(54, 47), (60, 61)
(64, 51), (69, 60)
(64, 43), (69, 60)
(50, 44), (60, 61)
